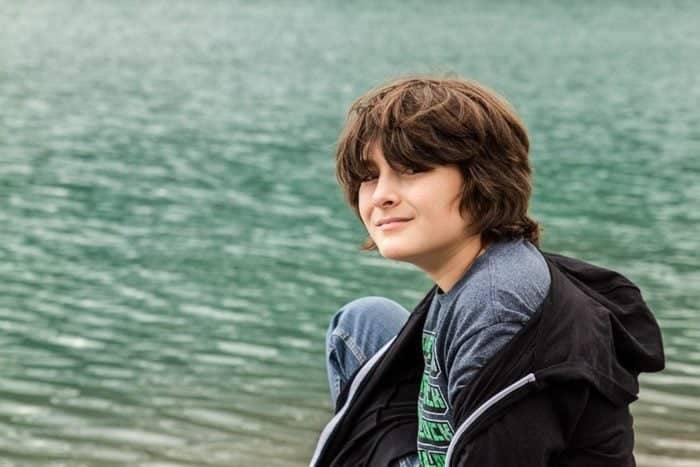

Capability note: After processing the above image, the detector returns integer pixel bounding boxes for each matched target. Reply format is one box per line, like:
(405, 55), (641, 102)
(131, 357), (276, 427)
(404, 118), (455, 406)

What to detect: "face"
(358, 147), (475, 270)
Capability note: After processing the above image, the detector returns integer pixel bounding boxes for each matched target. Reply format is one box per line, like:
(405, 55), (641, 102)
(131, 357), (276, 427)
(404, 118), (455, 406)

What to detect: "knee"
(328, 296), (407, 334)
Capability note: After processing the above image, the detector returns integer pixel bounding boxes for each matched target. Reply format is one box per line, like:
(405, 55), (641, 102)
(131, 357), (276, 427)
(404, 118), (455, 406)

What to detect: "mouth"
(376, 217), (412, 227)
(376, 217), (413, 230)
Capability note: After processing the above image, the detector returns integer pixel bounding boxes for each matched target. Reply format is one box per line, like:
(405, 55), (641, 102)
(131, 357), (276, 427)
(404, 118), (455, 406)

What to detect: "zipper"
(445, 373), (536, 467)
(308, 336), (397, 467)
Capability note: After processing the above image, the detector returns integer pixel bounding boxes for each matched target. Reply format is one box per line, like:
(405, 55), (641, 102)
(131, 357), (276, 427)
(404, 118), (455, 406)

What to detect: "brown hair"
(335, 76), (541, 250)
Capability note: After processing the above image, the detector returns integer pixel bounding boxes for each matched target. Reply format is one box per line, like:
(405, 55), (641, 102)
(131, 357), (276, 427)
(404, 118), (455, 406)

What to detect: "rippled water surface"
(1, 0), (699, 465)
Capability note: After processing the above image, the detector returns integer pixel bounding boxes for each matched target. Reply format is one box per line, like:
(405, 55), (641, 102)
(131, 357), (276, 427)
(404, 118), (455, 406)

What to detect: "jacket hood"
(545, 252), (665, 376)
(538, 252), (665, 399)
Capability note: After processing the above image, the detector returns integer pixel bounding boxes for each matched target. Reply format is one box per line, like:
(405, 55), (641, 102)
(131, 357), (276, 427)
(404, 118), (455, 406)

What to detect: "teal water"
(1, 1), (699, 465)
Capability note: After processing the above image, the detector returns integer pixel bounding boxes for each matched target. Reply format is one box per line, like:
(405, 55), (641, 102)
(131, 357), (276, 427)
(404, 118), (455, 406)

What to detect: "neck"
(420, 234), (485, 294)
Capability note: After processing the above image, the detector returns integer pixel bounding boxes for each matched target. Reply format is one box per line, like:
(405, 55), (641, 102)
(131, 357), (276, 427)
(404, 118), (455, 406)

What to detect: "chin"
(377, 244), (421, 264)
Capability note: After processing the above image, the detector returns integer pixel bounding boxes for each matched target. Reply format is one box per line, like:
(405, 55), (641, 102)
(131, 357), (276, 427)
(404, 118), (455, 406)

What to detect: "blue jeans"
(326, 296), (420, 467)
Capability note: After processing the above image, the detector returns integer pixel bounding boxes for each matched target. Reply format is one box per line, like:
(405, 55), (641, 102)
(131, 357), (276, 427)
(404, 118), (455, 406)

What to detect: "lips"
(376, 217), (413, 227)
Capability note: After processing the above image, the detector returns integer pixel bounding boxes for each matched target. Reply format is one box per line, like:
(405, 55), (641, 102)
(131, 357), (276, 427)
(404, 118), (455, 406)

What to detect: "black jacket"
(309, 252), (665, 467)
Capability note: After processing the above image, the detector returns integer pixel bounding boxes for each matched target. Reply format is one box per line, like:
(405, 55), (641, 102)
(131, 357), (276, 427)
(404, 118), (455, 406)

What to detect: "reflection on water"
(1, 0), (699, 465)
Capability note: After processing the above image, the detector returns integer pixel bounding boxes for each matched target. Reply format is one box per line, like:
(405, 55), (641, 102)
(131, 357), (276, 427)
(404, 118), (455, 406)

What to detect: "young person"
(310, 77), (664, 467)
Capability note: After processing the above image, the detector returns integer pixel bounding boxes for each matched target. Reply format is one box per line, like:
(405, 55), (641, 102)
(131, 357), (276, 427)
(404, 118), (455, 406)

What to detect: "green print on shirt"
(418, 449), (446, 467)
(422, 332), (439, 377)
(418, 417), (454, 444)
(419, 332), (448, 414)
(420, 374), (448, 412)
(418, 331), (453, 466)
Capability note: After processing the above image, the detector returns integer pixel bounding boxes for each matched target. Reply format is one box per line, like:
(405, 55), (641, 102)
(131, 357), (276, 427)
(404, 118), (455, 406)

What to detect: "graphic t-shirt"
(417, 239), (551, 467)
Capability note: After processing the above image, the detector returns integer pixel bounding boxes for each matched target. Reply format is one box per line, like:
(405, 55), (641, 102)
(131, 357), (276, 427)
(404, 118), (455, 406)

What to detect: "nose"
(371, 173), (400, 208)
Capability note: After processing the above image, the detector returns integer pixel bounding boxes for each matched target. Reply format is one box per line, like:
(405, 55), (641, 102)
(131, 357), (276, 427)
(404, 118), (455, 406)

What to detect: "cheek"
(357, 188), (372, 226)
(418, 185), (465, 227)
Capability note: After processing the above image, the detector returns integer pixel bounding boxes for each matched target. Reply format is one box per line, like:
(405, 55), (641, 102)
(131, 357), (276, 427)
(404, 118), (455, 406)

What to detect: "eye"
(360, 173), (378, 183)
(400, 166), (428, 176)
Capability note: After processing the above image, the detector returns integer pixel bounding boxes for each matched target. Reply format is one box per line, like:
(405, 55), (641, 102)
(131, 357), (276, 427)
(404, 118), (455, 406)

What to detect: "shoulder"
(485, 239), (551, 321)
(431, 239), (551, 332)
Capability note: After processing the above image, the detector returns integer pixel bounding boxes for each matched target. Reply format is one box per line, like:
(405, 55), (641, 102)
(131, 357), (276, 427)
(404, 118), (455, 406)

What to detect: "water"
(1, 0), (698, 465)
